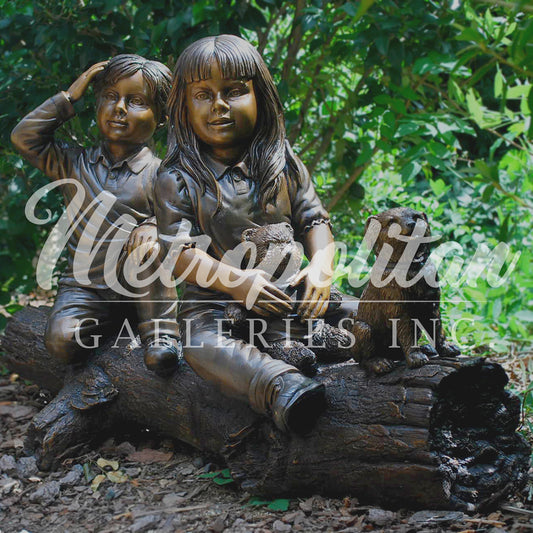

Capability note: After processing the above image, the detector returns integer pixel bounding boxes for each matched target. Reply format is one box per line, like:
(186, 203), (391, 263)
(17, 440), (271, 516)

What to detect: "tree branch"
(297, 135), (321, 157)
(288, 62), (321, 144)
(306, 67), (373, 175)
(306, 116), (339, 176)
(257, 5), (287, 56)
(270, 34), (290, 72)
(326, 146), (379, 211)
(281, 0), (306, 81)
(287, 24), (340, 144)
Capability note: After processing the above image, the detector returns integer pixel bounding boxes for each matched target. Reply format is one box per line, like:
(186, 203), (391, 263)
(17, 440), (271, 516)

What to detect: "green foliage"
(0, 0), (531, 360)
(198, 468), (234, 485)
(247, 497), (291, 511)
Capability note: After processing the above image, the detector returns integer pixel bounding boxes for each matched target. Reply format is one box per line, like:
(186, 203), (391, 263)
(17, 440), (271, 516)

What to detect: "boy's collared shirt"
(11, 92), (159, 290)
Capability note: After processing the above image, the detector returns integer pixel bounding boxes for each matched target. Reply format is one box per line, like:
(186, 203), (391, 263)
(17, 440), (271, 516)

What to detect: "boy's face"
(96, 71), (158, 148)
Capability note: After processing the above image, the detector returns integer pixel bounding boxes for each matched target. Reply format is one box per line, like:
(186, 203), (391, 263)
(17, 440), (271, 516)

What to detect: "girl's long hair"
(164, 34), (299, 211)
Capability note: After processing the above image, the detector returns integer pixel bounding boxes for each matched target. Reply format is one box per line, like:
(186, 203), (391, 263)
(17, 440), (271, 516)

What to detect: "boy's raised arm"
(10, 62), (108, 180)
(64, 61), (108, 103)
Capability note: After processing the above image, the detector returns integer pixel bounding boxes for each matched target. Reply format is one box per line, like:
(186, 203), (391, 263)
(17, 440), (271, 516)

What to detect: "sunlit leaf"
(354, 0), (376, 22)
(106, 470), (128, 483)
(246, 497), (290, 511)
(97, 458), (119, 471)
(268, 499), (290, 511)
(466, 89), (484, 126)
(494, 65), (504, 98)
(199, 468), (234, 486)
(90, 474), (106, 492)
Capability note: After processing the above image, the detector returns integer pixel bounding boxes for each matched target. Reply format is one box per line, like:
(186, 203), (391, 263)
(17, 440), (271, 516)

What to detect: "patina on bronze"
(11, 54), (181, 376)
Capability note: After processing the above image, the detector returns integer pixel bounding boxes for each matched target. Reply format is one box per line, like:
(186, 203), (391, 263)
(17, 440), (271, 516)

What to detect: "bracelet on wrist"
(61, 91), (74, 104)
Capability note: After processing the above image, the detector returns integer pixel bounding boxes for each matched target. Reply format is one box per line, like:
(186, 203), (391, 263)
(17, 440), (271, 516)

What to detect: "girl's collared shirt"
(155, 154), (330, 266)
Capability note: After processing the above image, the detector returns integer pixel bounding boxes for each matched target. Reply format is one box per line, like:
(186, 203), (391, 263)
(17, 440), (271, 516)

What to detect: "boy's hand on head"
(66, 61), (109, 103)
(290, 261), (333, 322)
(127, 224), (159, 265)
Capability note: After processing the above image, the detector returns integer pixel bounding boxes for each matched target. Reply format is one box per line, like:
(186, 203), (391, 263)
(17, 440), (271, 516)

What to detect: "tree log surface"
(1, 306), (530, 511)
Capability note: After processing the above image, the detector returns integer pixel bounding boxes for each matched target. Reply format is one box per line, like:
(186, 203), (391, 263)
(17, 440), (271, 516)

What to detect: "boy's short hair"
(93, 54), (172, 123)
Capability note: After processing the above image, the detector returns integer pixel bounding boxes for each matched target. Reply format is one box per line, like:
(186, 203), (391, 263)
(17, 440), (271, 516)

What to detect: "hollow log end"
(429, 358), (531, 511)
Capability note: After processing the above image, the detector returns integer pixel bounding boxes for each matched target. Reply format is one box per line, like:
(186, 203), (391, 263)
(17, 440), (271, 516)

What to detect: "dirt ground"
(0, 371), (532, 533)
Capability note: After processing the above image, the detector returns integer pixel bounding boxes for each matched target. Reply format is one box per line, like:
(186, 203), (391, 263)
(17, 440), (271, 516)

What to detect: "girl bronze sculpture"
(153, 35), (352, 434)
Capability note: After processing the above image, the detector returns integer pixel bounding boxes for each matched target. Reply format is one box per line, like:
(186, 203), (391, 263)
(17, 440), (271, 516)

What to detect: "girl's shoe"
(269, 373), (326, 434)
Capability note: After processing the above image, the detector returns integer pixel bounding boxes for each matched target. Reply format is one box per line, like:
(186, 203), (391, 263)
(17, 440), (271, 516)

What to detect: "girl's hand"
(66, 61), (109, 103)
(290, 260), (332, 321)
(231, 269), (294, 317)
(127, 224), (159, 265)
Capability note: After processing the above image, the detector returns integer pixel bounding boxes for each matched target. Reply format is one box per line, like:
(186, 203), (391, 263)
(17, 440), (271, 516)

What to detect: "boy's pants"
(45, 277), (179, 364)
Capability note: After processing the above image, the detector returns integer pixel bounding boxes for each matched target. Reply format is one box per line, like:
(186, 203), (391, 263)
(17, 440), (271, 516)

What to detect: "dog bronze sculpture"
(352, 208), (460, 374)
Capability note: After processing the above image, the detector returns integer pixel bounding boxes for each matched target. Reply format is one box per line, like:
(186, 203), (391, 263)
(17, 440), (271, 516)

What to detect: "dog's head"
(364, 207), (431, 266)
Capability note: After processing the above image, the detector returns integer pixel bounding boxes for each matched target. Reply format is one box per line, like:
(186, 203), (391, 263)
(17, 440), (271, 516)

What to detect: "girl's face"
(186, 60), (258, 163)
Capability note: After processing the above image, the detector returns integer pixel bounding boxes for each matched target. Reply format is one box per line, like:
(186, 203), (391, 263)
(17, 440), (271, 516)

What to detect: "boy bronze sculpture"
(11, 55), (181, 376)
(352, 207), (461, 374)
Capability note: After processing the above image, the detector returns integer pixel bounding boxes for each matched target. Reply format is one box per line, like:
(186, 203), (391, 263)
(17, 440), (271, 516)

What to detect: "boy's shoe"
(143, 335), (183, 377)
(269, 373), (326, 434)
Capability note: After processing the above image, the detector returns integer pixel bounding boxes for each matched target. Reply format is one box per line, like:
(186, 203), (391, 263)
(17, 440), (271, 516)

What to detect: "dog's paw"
(439, 341), (461, 357)
(406, 350), (430, 368)
(365, 357), (396, 375)
(419, 344), (438, 358)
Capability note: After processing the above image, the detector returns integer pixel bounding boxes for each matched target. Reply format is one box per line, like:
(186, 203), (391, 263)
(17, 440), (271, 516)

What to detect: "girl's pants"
(179, 291), (358, 415)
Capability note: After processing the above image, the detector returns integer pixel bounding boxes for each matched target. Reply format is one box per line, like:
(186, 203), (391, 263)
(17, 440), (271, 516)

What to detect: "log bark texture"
(1, 306), (530, 511)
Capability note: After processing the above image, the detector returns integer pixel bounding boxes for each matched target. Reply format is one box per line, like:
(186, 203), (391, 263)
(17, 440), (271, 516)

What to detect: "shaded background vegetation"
(0, 0), (531, 409)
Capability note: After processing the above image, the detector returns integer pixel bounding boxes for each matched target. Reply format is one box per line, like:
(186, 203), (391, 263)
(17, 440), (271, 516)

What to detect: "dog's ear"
(364, 215), (379, 234)
(420, 212), (431, 236)
(363, 215), (381, 250)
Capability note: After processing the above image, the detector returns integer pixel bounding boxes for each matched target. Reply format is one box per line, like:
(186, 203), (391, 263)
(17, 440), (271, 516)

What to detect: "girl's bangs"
(182, 38), (258, 83)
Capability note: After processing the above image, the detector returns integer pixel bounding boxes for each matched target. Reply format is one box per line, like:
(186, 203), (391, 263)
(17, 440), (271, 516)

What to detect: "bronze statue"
(153, 34), (357, 434)
(352, 207), (461, 374)
(11, 54), (181, 376)
(3, 39), (529, 514)
(224, 222), (353, 376)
